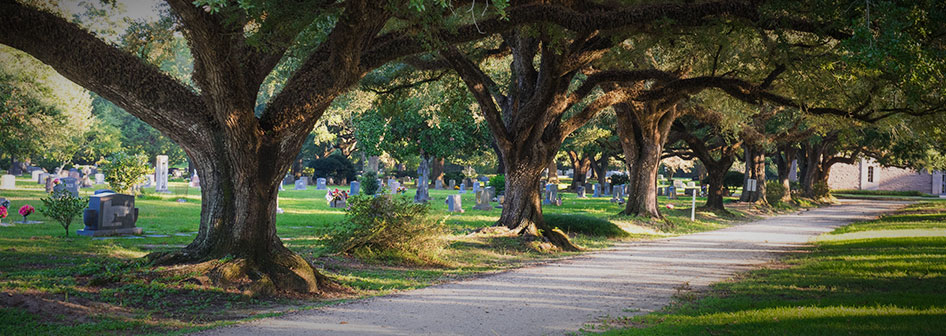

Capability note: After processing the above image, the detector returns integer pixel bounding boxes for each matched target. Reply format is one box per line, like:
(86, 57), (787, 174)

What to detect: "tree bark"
(492, 141), (506, 175)
(499, 150), (579, 251)
(773, 145), (796, 202)
(739, 144), (767, 204)
(430, 157), (444, 187)
(567, 151), (591, 191)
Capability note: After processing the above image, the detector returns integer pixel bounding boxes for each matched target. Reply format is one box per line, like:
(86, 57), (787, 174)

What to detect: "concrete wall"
(828, 159), (941, 194)
(827, 163), (861, 190)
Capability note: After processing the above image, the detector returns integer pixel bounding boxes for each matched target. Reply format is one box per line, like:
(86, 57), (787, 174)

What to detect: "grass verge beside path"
(0, 174), (794, 335)
(591, 201), (946, 336)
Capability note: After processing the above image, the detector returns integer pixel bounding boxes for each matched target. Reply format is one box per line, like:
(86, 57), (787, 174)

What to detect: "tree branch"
(0, 0), (208, 149)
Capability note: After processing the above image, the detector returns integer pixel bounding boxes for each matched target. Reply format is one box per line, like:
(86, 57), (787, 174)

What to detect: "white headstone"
(446, 194), (463, 212)
(190, 173), (200, 188)
(31, 170), (43, 182)
(0, 175), (15, 190)
(473, 189), (492, 210)
(686, 181), (696, 188)
(155, 155), (169, 192)
(95, 173), (105, 185)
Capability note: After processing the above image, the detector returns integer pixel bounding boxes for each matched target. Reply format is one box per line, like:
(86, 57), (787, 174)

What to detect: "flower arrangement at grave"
(0, 205), (7, 224)
(52, 178), (61, 185)
(453, 185), (459, 190)
(18, 204), (34, 223)
(326, 188), (348, 208)
(396, 186), (407, 194)
(666, 204), (675, 210)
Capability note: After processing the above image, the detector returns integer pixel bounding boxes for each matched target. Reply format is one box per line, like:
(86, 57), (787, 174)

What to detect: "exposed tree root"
(146, 249), (346, 297)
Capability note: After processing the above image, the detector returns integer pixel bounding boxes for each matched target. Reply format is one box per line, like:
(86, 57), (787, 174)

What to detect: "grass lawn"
(590, 201), (946, 336)
(0, 174), (768, 335)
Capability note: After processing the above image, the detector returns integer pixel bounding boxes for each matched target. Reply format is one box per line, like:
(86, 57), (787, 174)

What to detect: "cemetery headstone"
(445, 194), (464, 213)
(435, 179), (444, 190)
(349, 181), (360, 196)
(294, 179), (307, 190)
(155, 155), (169, 193)
(44, 176), (56, 192)
(673, 180), (685, 189)
(283, 174), (295, 186)
(448, 179), (456, 190)
(0, 175), (15, 190)
(80, 175), (93, 188)
(316, 178), (327, 190)
(472, 181), (480, 194)
(54, 177), (80, 198)
(484, 186), (495, 200)
(190, 173), (200, 188)
(77, 191), (142, 236)
(38, 172), (50, 184)
(667, 186), (677, 200)
(473, 189), (492, 210)
(610, 184), (625, 203)
(593, 183), (602, 197)
(415, 158), (431, 203)
(576, 186), (586, 198)
(459, 182), (467, 194)
(95, 173), (105, 185)
(602, 181), (611, 196)
(657, 174), (664, 181)
(543, 184), (558, 205)
(686, 181), (697, 188)
(657, 186), (664, 196)
(389, 180), (401, 195)
(31, 170), (43, 182)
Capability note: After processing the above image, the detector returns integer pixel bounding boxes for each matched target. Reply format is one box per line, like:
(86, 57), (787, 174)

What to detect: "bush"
(99, 152), (151, 195)
(39, 190), (86, 237)
(360, 171), (380, 195)
(609, 173), (629, 185)
(308, 154), (356, 183)
(443, 171), (465, 184)
(765, 180), (787, 205)
(326, 195), (447, 265)
(544, 214), (630, 238)
(724, 171), (745, 194)
(811, 182), (831, 198)
(488, 174), (505, 195)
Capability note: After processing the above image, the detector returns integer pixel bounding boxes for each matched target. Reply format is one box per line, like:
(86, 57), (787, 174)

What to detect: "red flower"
(0, 206), (7, 219)
(18, 205), (34, 217)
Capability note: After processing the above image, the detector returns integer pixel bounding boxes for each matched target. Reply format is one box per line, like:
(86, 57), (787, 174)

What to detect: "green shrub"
(488, 174), (505, 195)
(544, 214), (630, 238)
(811, 181), (831, 198)
(765, 180), (787, 205)
(609, 173), (629, 185)
(443, 171), (465, 184)
(308, 153), (356, 183)
(360, 171), (380, 195)
(326, 195), (447, 265)
(39, 189), (86, 237)
(99, 151), (151, 195)
(724, 171), (745, 193)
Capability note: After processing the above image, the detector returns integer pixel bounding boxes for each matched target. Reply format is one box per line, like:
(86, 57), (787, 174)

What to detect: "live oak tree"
(0, 0), (561, 294)
(667, 109), (743, 211)
(441, 1), (757, 249)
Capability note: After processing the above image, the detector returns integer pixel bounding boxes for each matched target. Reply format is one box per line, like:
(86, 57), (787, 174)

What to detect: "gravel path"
(198, 199), (908, 336)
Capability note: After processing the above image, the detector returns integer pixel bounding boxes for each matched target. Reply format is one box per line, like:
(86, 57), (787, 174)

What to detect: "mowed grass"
(0, 174), (757, 335)
(591, 201), (946, 336)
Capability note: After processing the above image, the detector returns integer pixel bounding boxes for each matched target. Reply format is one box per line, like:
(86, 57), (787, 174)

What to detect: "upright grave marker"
(78, 191), (142, 236)
(155, 155), (169, 193)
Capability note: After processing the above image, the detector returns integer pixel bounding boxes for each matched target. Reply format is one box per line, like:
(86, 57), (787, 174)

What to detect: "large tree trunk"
(774, 146), (796, 202)
(704, 166), (727, 209)
(739, 144), (767, 205)
(567, 151), (591, 191)
(614, 102), (680, 219)
(547, 160), (559, 184)
(499, 151), (579, 251)
(430, 157), (444, 187)
(151, 126), (328, 295)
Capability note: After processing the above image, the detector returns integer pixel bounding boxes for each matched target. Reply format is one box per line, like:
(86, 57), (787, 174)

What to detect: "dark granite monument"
(77, 190), (142, 236)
